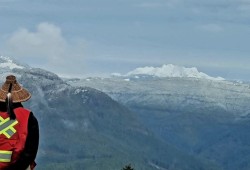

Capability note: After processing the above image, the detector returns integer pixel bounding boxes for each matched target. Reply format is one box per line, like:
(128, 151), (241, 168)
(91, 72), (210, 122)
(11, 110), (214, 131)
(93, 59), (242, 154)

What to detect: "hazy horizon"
(0, 0), (249, 81)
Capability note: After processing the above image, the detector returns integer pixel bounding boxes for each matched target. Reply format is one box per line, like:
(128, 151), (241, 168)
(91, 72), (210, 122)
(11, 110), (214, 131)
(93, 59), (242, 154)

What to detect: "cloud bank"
(2, 22), (85, 77)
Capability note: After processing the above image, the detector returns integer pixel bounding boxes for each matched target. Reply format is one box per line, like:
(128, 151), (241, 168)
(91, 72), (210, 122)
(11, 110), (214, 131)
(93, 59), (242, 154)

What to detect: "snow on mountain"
(0, 56), (25, 69)
(117, 64), (224, 81)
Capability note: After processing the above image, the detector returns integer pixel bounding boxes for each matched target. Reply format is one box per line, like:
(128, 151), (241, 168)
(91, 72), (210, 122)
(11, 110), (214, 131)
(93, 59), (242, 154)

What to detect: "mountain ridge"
(112, 64), (225, 81)
(0, 56), (221, 170)
(68, 73), (250, 170)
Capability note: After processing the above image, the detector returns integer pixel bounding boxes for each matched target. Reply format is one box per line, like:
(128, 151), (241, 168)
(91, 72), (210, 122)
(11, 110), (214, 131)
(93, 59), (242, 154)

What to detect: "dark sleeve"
(7, 112), (39, 170)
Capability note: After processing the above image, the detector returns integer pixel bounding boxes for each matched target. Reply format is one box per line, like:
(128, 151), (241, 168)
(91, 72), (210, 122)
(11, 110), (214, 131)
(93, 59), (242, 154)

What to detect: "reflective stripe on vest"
(0, 150), (12, 162)
(0, 116), (18, 139)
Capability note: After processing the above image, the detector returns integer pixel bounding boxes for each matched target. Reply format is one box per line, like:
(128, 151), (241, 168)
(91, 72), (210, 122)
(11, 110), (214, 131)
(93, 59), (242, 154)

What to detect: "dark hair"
(6, 96), (15, 119)
(6, 83), (15, 119)
(0, 101), (23, 119)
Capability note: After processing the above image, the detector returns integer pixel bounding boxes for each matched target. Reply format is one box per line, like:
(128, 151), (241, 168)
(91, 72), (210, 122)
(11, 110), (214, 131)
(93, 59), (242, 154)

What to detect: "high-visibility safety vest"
(0, 107), (30, 169)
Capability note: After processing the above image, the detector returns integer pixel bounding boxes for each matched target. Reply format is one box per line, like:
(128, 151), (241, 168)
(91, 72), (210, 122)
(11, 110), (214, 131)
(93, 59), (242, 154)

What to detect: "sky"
(0, 0), (250, 80)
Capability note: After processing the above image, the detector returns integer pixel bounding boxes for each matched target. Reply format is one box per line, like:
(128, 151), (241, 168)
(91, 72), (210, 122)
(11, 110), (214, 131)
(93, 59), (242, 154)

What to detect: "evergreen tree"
(121, 164), (134, 170)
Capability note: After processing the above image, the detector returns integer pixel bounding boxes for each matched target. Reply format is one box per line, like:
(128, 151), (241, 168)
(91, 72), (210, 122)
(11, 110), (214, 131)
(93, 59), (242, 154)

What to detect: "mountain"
(112, 64), (225, 81)
(68, 68), (250, 170)
(68, 75), (250, 117)
(0, 56), (221, 170)
(0, 56), (28, 70)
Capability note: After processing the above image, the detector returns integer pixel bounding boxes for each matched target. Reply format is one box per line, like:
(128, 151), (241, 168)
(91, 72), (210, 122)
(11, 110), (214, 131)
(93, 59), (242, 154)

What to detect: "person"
(0, 75), (39, 170)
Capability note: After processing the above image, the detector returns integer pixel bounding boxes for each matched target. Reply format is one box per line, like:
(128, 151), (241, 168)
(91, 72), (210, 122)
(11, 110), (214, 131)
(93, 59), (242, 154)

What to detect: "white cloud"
(5, 22), (66, 61)
(2, 22), (86, 76)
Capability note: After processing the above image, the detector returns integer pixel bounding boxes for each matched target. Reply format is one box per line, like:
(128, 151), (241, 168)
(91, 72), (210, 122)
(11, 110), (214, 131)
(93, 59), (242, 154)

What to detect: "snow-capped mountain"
(0, 56), (214, 170)
(2, 56), (250, 170)
(68, 72), (250, 170)
(68, 64), (250, 117)
(0, 56), (30, 80)
(0, 56), (27, 70)
(113, 64), (224, 81)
